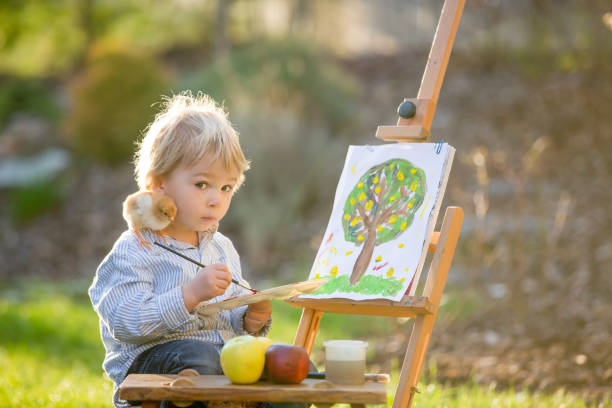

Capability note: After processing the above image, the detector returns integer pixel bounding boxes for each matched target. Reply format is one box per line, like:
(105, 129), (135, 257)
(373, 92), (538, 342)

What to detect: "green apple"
(220, 335), (265, 384)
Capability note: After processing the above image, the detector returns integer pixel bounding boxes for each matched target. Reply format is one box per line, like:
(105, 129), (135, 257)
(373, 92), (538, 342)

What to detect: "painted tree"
(343, 158), (427, 285)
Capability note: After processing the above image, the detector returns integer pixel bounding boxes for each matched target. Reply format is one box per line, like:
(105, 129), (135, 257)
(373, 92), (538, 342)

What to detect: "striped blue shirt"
(89, 228), (270, 407)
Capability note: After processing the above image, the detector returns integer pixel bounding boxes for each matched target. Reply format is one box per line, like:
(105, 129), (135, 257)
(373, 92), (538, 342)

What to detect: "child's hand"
(182, 264), (232, 312)
(244, 300), (272, 334)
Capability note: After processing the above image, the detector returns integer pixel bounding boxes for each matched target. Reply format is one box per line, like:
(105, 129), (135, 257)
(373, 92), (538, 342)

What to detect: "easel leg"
(392, 315), (435, 408)
(294, 308), (323, 354)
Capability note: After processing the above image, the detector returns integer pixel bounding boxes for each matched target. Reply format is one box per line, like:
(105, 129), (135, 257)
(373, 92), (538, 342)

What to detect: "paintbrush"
(153, 241), (258, 294)
(307, 372), (390, 383)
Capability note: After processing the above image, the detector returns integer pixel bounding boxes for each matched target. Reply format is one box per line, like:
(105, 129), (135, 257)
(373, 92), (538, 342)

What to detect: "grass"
(0, 280), (608, 408)
(0, 280), (112, 407)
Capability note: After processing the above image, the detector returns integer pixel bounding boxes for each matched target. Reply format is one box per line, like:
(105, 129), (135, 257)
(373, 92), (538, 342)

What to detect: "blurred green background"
(1, 0), (611, 406)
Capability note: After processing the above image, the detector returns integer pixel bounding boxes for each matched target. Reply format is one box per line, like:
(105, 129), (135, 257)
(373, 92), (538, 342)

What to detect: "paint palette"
(195, 278), (330, 317)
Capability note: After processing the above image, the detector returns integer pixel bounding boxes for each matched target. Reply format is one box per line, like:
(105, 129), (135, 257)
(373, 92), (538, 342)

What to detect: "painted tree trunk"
(350, 229), (377, 285)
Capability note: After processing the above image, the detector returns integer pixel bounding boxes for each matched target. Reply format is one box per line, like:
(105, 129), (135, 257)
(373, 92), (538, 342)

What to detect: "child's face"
(156, 155), (239, 239)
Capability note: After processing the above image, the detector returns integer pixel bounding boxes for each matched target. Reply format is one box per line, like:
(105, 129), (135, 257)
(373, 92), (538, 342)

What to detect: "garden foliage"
(64, 44), (170, 165)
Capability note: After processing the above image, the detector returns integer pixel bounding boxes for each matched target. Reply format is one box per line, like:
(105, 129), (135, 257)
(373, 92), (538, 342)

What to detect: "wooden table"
(119, 374), (387, 408)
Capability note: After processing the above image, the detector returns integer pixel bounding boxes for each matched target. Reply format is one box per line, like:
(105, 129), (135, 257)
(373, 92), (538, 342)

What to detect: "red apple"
(264, 344), (310, 384)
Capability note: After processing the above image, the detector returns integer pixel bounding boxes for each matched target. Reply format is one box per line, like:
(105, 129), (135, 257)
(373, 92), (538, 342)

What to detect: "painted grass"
(0, 280), (608, 408)
(310, 274), (403, 297)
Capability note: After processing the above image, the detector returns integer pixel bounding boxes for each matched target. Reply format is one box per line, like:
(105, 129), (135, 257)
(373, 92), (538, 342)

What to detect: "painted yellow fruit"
(220, 335), (265, 384)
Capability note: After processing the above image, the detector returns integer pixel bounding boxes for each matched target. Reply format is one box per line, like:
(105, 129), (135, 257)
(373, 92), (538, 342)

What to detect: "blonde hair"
(134, 92), (249, 191)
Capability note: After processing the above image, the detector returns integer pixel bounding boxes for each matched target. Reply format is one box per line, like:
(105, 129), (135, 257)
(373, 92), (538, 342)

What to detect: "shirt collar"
(144, 223), (219, 250)
(197, 223), (219, 249)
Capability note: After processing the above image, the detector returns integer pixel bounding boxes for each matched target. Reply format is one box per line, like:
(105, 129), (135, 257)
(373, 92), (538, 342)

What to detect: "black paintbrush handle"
(153, 241), (257, 293)
(307, 372), (325, 379)
(307, 372), (390, 383)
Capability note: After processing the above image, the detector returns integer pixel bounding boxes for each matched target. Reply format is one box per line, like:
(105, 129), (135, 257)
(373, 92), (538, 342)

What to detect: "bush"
(64, 46), (171, 165)
(180, 39), (360, 131)
(7, 178), (68, 224)
(0, 78), (60, 128)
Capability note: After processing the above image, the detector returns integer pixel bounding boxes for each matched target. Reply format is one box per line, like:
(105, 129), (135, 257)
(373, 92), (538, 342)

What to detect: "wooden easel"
(119, 1), (464, 407)
(287, 1), (465, 406)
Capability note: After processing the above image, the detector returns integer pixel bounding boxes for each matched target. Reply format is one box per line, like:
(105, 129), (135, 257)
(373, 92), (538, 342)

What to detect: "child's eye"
(195, 182), (208, 190)
(221, 185), (234, 192)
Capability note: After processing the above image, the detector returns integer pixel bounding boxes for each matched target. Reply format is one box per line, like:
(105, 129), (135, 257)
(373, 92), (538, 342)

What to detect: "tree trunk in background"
(76, 0), (94, 68)
(290, 0), (310, 35)
(214, 0), (232, 58)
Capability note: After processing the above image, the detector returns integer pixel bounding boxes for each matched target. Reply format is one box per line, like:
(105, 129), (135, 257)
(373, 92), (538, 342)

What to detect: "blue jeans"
(126, 339), (312, 408)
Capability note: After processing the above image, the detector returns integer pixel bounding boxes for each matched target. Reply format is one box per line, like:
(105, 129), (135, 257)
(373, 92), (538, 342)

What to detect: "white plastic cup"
(323, 340), (368, 385)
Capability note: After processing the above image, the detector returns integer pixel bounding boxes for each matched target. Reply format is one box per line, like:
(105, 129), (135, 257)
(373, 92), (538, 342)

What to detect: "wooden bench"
(119, 373), (386, 408)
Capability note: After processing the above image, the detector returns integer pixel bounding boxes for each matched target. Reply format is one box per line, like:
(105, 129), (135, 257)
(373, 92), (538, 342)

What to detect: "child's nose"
(207, 191), (219, 207)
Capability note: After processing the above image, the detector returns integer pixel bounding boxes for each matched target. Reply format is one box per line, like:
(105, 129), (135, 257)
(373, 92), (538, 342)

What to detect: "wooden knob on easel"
(397, 100), (416, 119)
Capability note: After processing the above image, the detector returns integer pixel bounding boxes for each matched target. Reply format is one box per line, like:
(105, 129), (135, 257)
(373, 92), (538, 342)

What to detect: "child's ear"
(147, 175), (164, 193)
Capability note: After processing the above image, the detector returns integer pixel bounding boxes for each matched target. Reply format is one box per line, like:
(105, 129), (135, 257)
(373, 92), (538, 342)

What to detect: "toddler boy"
(89, 92), (273, 408)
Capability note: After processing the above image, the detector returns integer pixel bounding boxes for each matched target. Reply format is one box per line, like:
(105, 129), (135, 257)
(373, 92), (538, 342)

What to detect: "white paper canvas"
(303, 143), (455, 301)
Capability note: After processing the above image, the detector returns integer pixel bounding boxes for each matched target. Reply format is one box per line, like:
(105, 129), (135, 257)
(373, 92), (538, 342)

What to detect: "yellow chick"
(122, 191), (177, 250)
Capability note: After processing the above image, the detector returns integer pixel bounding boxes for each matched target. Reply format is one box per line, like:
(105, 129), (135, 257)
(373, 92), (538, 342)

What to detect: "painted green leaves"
(342, 158), (427, 284)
